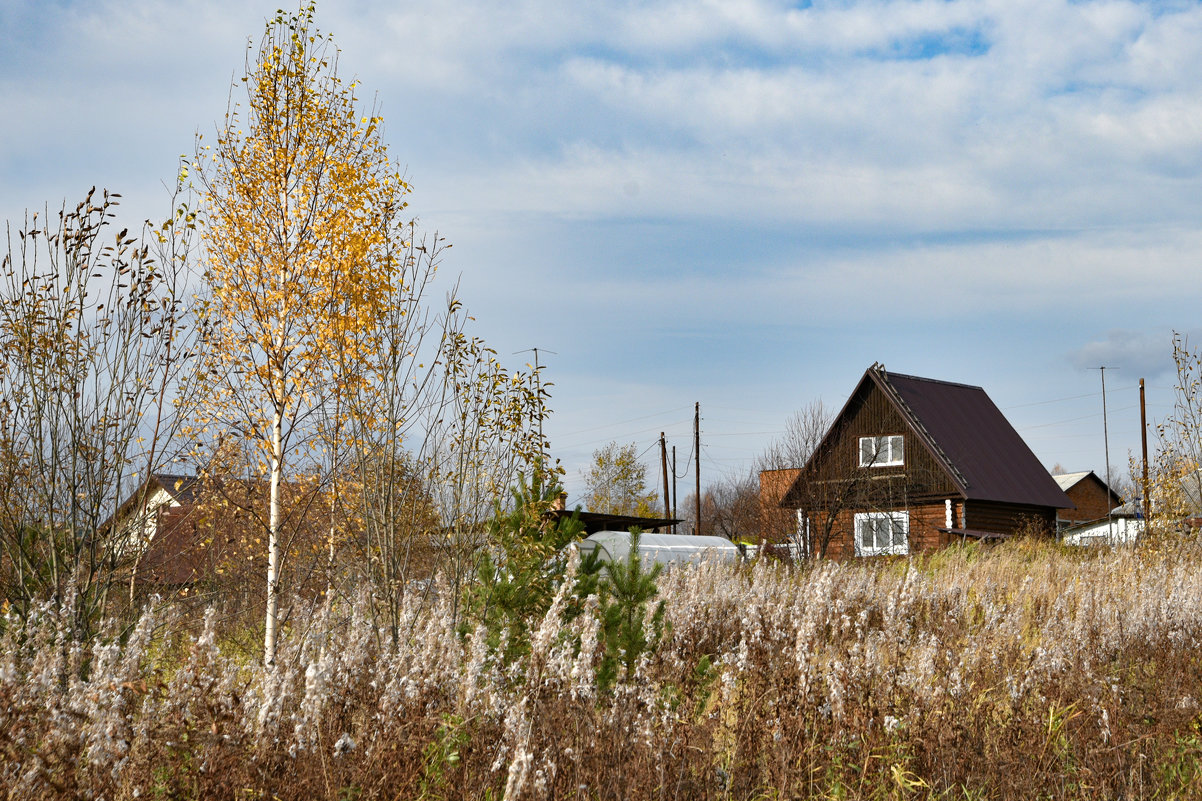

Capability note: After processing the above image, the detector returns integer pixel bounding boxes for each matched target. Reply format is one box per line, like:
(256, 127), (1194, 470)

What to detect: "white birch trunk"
(265, 399), (284, 667)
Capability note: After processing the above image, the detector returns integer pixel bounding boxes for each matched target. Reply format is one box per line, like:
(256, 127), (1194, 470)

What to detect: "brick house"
(775, 364), (1073, 559)
(758, 467), (802, 551)
(1053, 471), (1123, 527)
(110, 473), (344, 598)
(103, 472), (201, 557)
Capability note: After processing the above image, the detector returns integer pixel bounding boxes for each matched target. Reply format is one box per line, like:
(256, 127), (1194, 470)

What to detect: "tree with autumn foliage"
(193, 3), (412, 665)
(582, 442), (659, 517)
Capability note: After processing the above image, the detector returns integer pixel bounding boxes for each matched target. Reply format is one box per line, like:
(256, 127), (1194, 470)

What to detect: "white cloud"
(3, 0), (1201, 493)
(1069, 330), (1177, 377)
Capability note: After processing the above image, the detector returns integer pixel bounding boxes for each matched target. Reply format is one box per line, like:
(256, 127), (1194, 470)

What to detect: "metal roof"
(787, 365), (1072, 510)
(882, 369), (1072, 508)
(1052, 471), (1122, 503)
(1053, 471), (1092, 491)
(151, 473), (202, 505)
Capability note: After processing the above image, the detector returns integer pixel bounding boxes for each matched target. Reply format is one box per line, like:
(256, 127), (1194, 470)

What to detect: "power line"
(1018, 404), (1140, 431)
(1003, 386), (1138, 410)
(554, 405), (694, 438)
(675, 427), (695, 480)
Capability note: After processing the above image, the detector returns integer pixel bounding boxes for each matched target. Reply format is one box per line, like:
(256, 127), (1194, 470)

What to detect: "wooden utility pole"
(694, 402), (701, 536)
(1141, 378), (1151, 525)
(660, 432), (671, 520)
(672, 446), (678, 533)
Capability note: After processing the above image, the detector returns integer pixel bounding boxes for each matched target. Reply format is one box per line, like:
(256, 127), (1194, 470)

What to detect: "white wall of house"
(1061, 517), (1143, 547)
(115, 487), (179, 557)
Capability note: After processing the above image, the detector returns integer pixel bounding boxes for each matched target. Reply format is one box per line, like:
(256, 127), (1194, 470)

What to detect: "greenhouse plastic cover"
(574, 531), (742, 568)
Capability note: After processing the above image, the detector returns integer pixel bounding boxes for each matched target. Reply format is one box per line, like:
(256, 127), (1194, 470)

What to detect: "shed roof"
(542, 509), (680, 535)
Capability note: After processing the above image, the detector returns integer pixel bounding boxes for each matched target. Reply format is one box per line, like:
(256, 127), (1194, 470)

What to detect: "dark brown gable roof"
(879, 369), (1071, 508)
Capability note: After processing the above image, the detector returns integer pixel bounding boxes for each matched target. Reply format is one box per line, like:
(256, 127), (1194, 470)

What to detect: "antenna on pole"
(515, 347), (557, 493)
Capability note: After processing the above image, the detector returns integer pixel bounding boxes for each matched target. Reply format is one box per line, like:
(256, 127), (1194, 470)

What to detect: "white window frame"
(854, 511), (909, 557)
(859, 434), (904, 468)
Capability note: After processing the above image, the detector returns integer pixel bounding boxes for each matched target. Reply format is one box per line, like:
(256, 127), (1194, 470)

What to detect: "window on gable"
(859, 434), (904, 467)
(854, 511), (909, 557)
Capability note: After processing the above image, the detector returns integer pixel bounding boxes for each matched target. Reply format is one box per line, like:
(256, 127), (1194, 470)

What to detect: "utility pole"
(1098, 367), (1114, 543)
(694, 402), (701, 536)
(660, 432), (671, 522)
(672, 445), (678, 533)
(1141, 378), (1151, 526)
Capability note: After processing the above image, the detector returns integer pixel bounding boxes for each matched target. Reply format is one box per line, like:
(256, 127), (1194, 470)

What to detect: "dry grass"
(5, 535), (1202, 800)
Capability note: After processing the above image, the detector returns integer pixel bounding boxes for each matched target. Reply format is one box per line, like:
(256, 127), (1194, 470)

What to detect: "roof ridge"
(874, 366), (970, 491)
(884, 371), (984, 392)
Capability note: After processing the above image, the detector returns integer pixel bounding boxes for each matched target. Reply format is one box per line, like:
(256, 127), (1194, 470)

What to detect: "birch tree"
(194, 4), (409, 665)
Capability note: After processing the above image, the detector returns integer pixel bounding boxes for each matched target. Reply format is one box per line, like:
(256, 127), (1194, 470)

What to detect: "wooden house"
(109, 473), (345, 598)
(777, 364), (1073, 559)
(103, 472), (201, 557)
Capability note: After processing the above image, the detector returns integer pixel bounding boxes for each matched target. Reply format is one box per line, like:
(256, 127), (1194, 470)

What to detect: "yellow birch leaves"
(196, 7), (408, 458)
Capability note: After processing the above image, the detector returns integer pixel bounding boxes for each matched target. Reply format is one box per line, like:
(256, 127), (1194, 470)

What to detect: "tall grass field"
(5, 535), (1202, 800)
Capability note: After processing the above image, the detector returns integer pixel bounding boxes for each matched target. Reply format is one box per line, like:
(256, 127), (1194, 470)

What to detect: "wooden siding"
(804, 500), (960, 560)
(817, 382), (958, 500)
(964, 501), (1056, 536)
(802, 497), (1064, 560)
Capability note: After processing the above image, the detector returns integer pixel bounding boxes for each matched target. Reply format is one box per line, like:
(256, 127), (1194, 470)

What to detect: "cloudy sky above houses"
(3, 0), (1200, 503)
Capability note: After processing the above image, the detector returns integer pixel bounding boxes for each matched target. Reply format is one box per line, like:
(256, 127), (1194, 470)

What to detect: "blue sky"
(3, 0), (1201, 503)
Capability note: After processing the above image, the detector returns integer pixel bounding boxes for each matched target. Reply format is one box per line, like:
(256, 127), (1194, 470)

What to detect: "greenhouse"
(573, 530), (743, 570)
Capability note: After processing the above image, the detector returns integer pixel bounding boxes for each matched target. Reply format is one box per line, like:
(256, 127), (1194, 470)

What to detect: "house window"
(854, 511), (909, 557)
(859, 434), (904, 467)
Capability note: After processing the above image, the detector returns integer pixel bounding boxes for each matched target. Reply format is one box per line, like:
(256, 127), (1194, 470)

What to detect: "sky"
(3, 0), (1201, 505)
